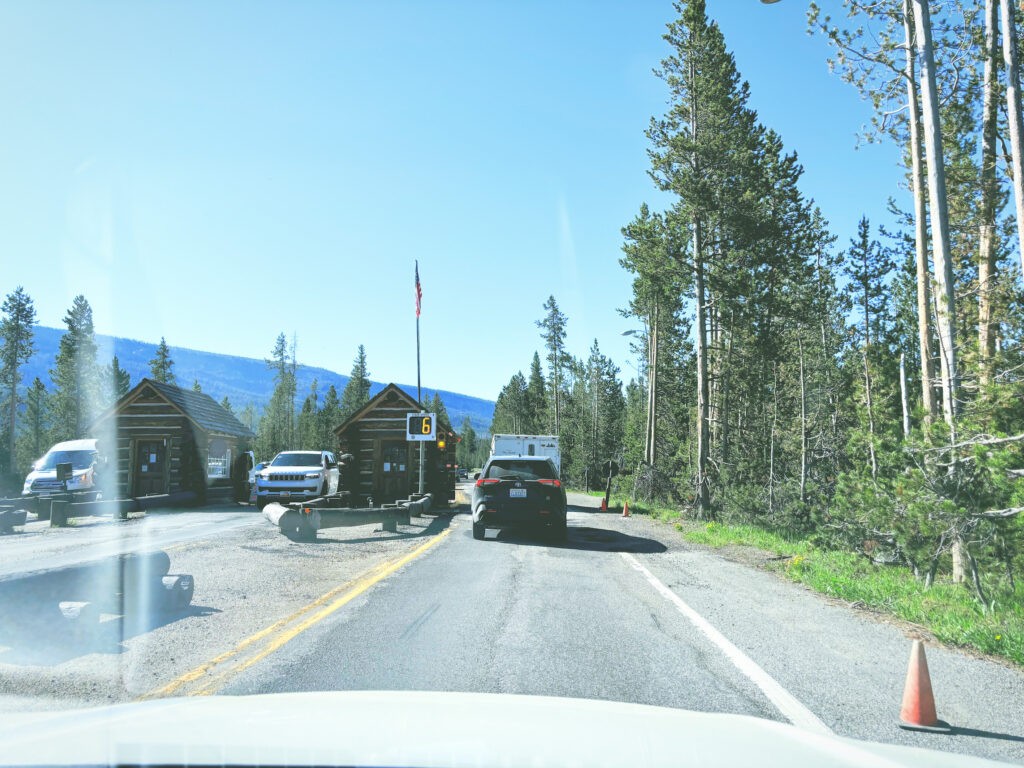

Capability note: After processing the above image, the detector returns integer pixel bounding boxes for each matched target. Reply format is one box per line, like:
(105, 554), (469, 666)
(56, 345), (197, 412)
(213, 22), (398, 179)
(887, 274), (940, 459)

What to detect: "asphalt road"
(2, 487), (1023, 765)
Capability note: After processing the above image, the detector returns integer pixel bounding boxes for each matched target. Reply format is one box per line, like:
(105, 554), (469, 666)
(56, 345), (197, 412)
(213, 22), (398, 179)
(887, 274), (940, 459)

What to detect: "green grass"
(623, 496), (1024, 667)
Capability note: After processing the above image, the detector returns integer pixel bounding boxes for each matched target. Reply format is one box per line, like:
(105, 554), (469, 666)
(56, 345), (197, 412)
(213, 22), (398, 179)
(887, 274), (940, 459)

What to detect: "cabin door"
(379, 440), (410, 503)
(133, 439), (168, 497)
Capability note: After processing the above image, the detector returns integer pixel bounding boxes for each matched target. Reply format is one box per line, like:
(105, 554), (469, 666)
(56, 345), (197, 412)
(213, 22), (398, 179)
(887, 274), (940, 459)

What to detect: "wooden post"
(49, 498), (69, 527)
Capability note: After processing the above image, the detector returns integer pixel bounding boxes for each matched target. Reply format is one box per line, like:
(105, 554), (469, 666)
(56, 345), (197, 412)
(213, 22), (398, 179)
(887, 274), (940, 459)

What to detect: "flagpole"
(416, 263), (425, 495)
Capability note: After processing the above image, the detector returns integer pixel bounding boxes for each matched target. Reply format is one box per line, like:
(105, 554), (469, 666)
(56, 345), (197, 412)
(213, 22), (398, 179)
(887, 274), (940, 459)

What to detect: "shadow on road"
(488, 525), (667, 554)
(566, 502), (634, 516)
(948, 725), (1024, 744)
(298, 513), (455, 546)
(0, 552), (212, 666)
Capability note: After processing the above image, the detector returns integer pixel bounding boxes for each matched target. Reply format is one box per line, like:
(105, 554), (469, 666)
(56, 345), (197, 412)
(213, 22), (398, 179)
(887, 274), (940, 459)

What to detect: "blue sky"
(0, 1), (902, 401)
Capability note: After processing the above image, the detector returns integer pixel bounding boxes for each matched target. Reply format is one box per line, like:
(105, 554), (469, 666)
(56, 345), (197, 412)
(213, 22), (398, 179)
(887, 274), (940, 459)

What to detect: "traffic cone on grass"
(898, 640), (949, 732)
(622, 501), (631, 517)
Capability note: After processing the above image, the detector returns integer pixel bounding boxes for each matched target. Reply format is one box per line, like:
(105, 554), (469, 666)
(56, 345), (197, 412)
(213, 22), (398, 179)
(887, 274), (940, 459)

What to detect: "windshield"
(2, 3), (1023, 766)
(270, 453), (322, 467)
(485, 459), (555, 481)
(36, 450), (95, 471)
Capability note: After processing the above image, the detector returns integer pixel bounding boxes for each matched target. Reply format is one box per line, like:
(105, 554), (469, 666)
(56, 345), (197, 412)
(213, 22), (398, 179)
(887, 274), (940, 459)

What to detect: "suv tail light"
(475, 478), (500, 487)
(538, 479), (561, 487)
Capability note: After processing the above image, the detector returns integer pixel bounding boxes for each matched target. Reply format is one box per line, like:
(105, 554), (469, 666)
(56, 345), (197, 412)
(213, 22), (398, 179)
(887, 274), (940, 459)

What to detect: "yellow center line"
(138, 527), (453, 700)
(191, 527), (453, 695)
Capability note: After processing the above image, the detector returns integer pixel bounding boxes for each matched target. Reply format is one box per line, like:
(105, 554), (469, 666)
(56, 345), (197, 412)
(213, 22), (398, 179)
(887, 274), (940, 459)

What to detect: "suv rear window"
(485, 459), (555, 481)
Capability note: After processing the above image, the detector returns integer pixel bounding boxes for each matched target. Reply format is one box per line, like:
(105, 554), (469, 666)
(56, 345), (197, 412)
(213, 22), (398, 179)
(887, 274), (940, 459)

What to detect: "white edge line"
(621, 552), (832, 736)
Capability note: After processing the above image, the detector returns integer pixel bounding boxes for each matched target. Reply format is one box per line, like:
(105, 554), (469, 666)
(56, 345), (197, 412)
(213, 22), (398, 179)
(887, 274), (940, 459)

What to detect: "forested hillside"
(16, 325), (494, 436)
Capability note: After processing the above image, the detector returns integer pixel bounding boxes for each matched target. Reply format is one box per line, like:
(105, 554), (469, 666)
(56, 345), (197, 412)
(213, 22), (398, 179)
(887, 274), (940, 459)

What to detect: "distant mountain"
(22, 326), (494, 433)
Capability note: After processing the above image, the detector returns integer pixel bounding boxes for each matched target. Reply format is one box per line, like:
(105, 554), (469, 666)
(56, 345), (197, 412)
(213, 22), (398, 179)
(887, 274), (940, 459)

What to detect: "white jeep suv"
(255, 450), (340, 510)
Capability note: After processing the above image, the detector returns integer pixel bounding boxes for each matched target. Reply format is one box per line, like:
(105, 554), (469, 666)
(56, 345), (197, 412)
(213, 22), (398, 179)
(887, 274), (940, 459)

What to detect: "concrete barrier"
(0, 507), (27, 534)
(264, 494), (432, 540)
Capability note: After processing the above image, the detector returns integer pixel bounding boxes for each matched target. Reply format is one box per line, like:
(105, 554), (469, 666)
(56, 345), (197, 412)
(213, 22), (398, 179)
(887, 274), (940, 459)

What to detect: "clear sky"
(0, 0), (902, 401)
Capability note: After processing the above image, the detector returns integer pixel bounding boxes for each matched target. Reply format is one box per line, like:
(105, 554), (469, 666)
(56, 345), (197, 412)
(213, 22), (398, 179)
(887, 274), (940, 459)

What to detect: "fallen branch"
(972, 507), (1024, 519)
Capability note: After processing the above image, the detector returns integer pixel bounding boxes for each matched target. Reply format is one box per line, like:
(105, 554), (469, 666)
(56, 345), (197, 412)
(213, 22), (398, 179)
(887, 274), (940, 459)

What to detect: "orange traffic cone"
(898, 640), (949, 732)
(600, 497), (607, 511)
(622, 501), (631, 517)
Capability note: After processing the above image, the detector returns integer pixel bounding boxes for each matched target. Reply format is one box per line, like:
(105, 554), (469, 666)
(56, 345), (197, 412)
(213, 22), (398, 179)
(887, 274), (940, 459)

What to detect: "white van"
(22, 438), (104, 499)
(489, 434), (560, 475)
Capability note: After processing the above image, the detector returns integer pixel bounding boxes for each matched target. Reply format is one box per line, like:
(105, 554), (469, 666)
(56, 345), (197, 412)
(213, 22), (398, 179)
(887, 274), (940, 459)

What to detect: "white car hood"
(27, 468), (90, 480)
(265, 465), (321, 473)
(0, 691), (1008, 767)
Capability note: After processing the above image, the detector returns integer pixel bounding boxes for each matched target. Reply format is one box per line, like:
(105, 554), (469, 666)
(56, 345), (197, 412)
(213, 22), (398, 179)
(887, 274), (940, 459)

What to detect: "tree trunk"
(690, 55), (710, 518)
(904, 0), (937, 422)
(768, 360), (778, 520)
(7, 385), (15, 474)
(967, 547), (989, 607)
(798, 335), (807, 505)
(649, 305), (659, 466)
(952, 537), (967, 584)
(913, 0), (959, 437)
(863, 281), (878, 480)
(900, 352), (911, 437)
(978, 0), (999, 386)
(721, 311), (734, 475)
(1002, 0), (1024, 281)
(644, 313), (653, 467)
(694, 219), (711, 516)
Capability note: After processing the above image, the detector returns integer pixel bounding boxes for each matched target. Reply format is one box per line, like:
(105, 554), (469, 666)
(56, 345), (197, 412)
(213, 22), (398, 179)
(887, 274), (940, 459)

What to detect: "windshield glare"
(36, 450), (95, 471)
(271, 453), (322, 467)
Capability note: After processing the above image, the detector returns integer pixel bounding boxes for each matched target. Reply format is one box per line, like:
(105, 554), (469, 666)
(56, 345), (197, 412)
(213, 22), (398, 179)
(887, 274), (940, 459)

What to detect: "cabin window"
(207, 439), (230, 478)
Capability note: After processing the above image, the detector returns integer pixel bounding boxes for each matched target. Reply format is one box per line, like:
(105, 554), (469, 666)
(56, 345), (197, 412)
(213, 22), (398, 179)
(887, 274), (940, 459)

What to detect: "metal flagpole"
(416, 261), (425, 494)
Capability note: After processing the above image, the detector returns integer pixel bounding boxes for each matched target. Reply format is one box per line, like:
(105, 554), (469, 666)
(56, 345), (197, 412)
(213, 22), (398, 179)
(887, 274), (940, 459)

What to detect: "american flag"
(415, 261), (422, 317)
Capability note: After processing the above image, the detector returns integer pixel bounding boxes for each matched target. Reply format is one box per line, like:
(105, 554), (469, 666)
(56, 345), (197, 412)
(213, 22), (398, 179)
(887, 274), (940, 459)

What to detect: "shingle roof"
(146, 379), (256, 439)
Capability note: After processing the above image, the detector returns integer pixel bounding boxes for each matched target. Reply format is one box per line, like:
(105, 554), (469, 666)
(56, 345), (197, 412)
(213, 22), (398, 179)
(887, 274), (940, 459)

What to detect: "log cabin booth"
(333, 383), (457, 506)
(91, 378), (255, 504)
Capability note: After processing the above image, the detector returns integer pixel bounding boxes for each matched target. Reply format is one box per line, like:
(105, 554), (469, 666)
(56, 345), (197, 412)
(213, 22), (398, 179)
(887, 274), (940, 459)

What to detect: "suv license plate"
(280, 491), (291, 497)
(509, 488), (527, 498)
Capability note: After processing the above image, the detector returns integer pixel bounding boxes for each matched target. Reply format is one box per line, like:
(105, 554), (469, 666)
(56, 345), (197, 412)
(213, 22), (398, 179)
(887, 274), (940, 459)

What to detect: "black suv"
(471, 456), (567, 541)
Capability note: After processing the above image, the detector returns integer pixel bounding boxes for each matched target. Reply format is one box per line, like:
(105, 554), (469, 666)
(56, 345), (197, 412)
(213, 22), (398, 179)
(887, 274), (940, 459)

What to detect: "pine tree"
(536, 296), (568, 434)
(15, 377), (48, 472)
(0, 287), (36, 473)
(50, 295), (100, 441)
(149, 337), (176, 385)
(192, 379), (202, 393)
(107, 355), (130, 402)
(257, 333), (297, 458)
(427, 392), (451, 428)
(525, 352), (547, 433)
(297, 379), (319, 449)
(220, 396), (233, 414)
(317, 384), (341, 450)
(491, 373), (529, 434)
(340, 344), (371, 419)
(239, 402), (257, 432)
(646, 0), (760, 516)
(844, 217), (894, 478)
(456, 415), (477, 469)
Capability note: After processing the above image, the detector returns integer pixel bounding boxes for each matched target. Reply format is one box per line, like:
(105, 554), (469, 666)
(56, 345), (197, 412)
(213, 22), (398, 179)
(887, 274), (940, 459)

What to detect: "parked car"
(255, 451), (340, 510)
(471, 455), (566, 541)
(22, 438), (105, 500)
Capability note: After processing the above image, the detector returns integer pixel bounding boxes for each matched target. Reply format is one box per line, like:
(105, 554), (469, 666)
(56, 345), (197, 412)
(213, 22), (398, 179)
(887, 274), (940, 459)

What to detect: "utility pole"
(415, 262), (425, 495)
